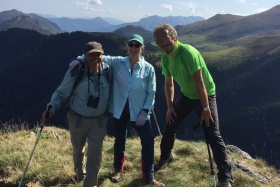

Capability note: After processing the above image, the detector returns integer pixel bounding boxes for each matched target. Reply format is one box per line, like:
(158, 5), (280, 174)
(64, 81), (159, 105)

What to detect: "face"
(155, 29), (176, 54)
(127, 41), (142, 57)
(84, 52), (102, 70)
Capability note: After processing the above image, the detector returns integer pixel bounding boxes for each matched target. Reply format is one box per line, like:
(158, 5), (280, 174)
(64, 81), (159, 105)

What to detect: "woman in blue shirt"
(70, 34), (164, 186)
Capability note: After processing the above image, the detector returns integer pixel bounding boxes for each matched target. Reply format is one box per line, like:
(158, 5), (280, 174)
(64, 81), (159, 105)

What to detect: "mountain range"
(0, 9), (64, 35)
(0, 5), (280, 169)
(176, 5), (280, 46)
(0, 9), (204, 35)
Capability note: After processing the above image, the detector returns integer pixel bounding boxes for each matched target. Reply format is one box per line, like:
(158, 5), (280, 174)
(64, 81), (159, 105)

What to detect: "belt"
(68, 108), (100, 119)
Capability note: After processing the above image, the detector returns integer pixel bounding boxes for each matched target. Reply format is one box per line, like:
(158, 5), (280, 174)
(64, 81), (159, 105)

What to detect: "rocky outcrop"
(227, 145), (275, 185)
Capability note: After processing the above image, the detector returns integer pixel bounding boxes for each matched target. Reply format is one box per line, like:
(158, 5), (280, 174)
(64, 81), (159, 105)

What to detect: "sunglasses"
(128, 43), (141, 48)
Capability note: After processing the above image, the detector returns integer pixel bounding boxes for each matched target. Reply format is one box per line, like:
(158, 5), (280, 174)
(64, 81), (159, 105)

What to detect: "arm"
(69, 55), (125, 69)
(143, 67), (156, 110)
(41, 69), (75, 123)
(135, 66), (156, 127)
(69, 54), (84, 69)
(102, 55), (125, 67)
(191, 69), (214, 126)
(47, 70), (76, 114)
(164, 76), (177, 124)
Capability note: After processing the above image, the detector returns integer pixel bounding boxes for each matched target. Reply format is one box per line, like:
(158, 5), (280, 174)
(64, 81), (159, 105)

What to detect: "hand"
(69, 60), (81, 70)
(200, 110), (214, 127)
(135, 110), (148, 127)
(41, 110), (53, 124)
(166, 107), (177, 124)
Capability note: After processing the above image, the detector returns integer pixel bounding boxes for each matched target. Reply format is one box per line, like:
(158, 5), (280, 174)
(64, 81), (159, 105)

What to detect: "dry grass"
(0, 124), (279, 187)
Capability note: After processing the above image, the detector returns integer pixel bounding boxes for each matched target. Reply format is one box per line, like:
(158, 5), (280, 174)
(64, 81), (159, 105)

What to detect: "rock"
(231, 159), (271, 184)
(227, 145), (253, 160)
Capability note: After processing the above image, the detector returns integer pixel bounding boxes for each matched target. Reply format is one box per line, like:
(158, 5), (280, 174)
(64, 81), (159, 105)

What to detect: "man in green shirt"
(152, 23), (233, 187)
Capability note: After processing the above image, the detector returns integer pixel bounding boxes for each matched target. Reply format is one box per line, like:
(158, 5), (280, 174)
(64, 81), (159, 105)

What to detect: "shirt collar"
(166, 40), (180, 58)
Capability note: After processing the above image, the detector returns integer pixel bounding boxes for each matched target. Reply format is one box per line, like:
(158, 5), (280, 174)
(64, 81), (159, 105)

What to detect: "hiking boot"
(154, 154), (174, 171)
(146, 179), (165, 186)
(218, 181), (232, 187)
(111, 170), (122, 182)
(74, 174), (85, 183)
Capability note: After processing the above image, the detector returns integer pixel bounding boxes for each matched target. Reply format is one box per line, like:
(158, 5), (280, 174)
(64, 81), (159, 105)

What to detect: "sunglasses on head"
(128, 43), (141, 48)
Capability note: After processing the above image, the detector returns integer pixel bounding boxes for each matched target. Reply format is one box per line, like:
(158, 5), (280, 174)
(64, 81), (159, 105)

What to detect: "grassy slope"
(178, 34), (228, 52)
(0, 125), (279, 187)
(198, 35), (280, 70)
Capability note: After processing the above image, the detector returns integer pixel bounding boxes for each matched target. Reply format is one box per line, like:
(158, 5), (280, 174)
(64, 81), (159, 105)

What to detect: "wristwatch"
(203, 107), (210, 111)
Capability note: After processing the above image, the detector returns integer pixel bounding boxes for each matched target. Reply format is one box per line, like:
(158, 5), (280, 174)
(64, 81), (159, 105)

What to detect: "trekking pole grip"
(45, 105), (52, 119)
(42, 105), (52, 127)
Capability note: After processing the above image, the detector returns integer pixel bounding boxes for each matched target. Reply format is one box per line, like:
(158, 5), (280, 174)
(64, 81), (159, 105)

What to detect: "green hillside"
(178, 34), (228, 52)
(177, 5), (280, 45)
(201, 35), (280, 70)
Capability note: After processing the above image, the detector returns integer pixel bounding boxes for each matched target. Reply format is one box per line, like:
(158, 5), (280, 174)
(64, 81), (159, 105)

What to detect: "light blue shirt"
(78, 55), (156, 121)
(47, 63), (110, 117)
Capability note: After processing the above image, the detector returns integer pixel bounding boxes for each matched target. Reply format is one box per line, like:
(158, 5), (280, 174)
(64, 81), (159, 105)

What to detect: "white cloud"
(234, 12), (250, 16)
(237, 0), (246, 3)
(76, 1), (93, 10)
(256, 8), (268, 13)
(138, 5), (144, 8)
(238, 0), (258, 5)
(145, 13), (152, 17)
(185, 2), (196, 14)
(162, 4), (173, 11)
(89, 0), (102, 5)
(108, 9), (119, 14)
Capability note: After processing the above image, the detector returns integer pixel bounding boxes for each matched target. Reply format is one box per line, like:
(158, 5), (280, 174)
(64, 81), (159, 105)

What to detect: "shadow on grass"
(98, 172), (148, 187)
(98, 171), (114, 186)
(0, 181), (27, 187)
(123, 179), (153, 187)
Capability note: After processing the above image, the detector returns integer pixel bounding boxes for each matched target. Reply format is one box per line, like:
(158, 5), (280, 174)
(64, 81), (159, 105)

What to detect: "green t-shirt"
(161, 42), (215, 100)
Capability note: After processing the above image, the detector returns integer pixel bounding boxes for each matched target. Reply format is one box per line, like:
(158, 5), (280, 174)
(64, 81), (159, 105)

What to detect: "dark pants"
(113, 111), (155, 182)
(160, 93), (233, 183)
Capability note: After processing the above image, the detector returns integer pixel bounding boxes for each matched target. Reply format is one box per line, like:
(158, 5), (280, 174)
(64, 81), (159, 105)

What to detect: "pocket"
(132, 76), (147, 89)
(100, 77), (109, 101)
(68, 108), (77, 116)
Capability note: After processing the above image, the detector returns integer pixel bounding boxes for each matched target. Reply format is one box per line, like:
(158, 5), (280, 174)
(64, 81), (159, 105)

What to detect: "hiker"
(41, 41), (110, 187)
(152, 23), (233, 187)
(69, 34), (164, 186)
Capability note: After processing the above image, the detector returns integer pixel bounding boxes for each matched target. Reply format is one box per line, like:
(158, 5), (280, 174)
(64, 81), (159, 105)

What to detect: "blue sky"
(0, 0), (279, 22)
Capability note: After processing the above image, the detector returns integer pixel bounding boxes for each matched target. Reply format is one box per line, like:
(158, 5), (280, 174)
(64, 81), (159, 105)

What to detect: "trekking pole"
(18, 105), (52, 187)
(205, 127), (217, 187)
(192, 121), (216, 186)
(152, 109), (162, 137)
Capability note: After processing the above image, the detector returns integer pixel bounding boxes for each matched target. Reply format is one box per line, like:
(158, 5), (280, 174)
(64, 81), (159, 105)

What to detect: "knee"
(141, 138), (154, 148)
(114, 136), (126, 145)
(163, 129), (176, 138)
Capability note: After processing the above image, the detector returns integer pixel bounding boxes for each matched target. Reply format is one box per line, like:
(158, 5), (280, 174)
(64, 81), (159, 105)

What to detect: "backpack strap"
(66, 60), (86, 106)
(102, 62), (111, 83)
(71, 61), (86, 91)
